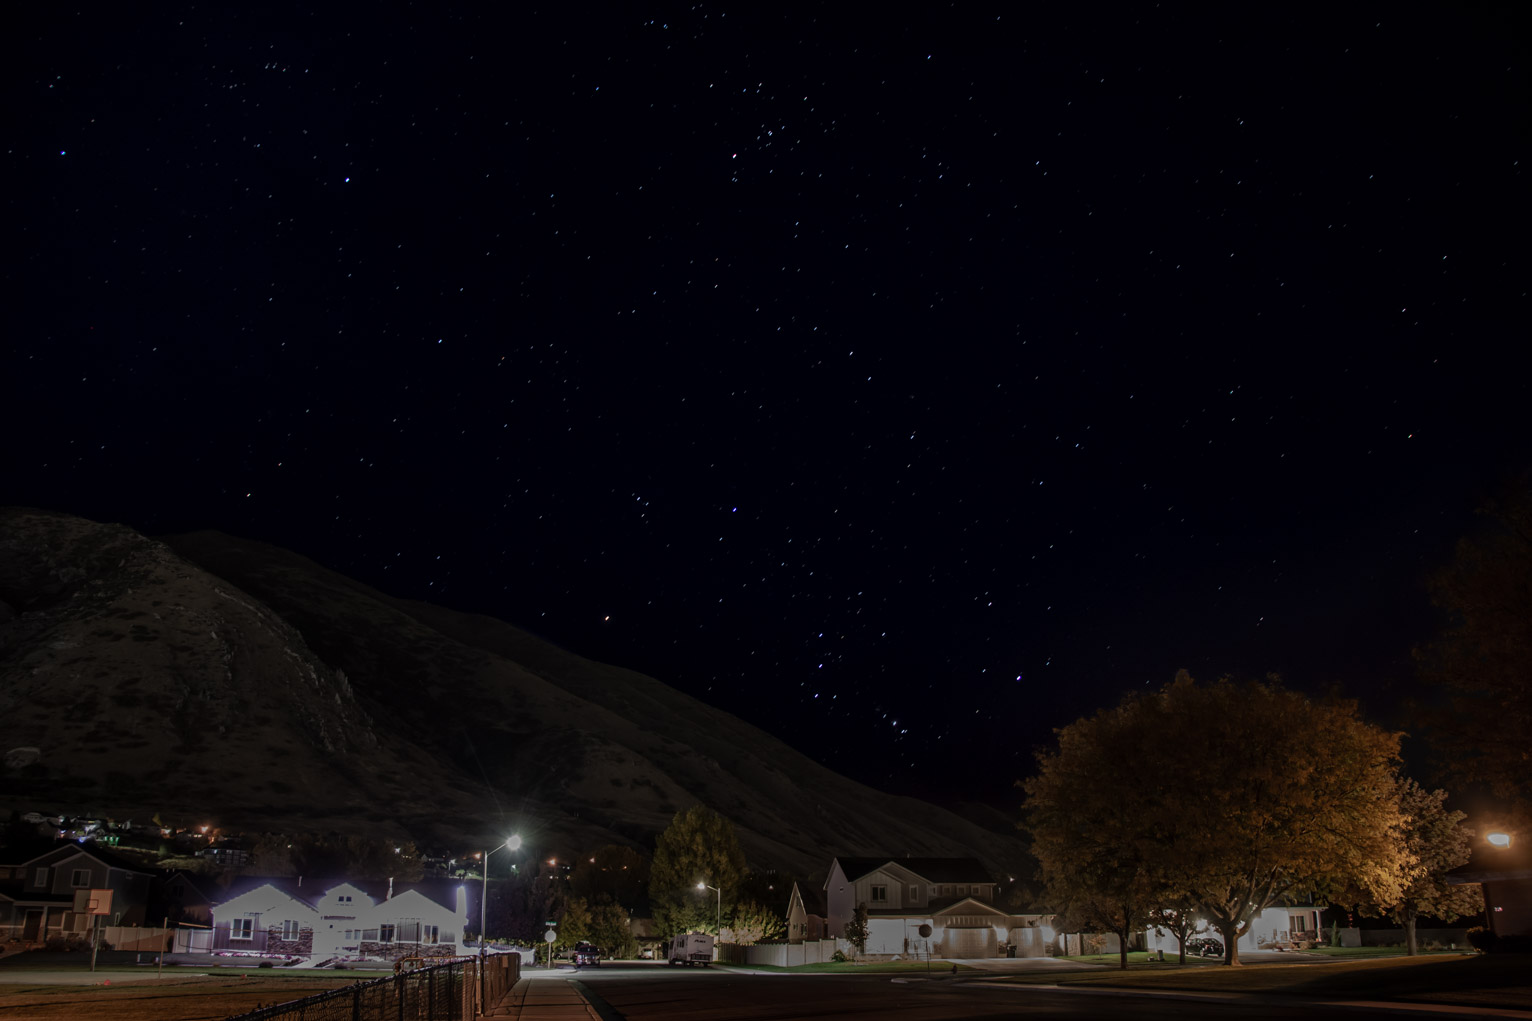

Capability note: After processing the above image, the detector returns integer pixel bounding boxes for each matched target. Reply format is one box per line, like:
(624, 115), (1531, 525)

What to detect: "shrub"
(830, 950), (849, 963)
(259, 961), (275, 969)
(43, 935), (93, 952)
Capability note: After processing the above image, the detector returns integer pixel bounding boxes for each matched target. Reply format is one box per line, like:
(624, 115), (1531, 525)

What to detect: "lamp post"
(696, 882), (720, 938)
(478, 835), (521, 1015)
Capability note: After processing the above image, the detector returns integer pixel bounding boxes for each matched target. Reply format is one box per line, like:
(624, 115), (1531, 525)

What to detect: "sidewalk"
(486, 974), (607, 1019)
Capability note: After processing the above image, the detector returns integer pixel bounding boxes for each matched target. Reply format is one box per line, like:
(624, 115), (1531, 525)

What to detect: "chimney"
(387, 877), (394, 901)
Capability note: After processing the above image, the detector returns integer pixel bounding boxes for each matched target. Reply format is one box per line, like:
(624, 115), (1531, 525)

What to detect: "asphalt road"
(559, 963), (1521, 1020)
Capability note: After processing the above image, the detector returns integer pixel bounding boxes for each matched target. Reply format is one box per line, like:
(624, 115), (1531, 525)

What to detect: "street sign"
(544, 928), (557, 944)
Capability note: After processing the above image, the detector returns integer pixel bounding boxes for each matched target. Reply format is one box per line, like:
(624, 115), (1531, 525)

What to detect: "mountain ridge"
(1, 508), (1029, 878)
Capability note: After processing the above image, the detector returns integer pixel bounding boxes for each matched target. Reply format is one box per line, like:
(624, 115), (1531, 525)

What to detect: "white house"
(1143, 903), (1323, 956)
(823, 857), (1049, 959)
(209, 878), (471, 961)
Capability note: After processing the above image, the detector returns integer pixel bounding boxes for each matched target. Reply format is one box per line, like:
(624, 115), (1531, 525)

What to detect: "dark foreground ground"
(0, 951), (1528, 1020)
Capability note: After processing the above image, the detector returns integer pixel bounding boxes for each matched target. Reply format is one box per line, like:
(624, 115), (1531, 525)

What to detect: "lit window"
(380, 924), (396, 943)
(422, 925), (439, 944)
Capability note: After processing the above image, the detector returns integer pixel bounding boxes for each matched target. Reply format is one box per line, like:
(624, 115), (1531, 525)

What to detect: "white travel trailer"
(667, 932), (714, 966)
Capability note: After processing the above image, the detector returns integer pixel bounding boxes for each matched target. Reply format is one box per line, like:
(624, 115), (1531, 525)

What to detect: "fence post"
(353, 983), (361, 1021)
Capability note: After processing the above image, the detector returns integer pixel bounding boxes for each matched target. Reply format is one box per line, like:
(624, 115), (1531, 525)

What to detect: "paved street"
(495, 961), (1532, 1021)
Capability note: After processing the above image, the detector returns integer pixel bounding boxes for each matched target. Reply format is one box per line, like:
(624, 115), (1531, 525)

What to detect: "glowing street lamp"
(696, 882), (721, 936)
(1487, 832), (1512, 848)
(478, 835), (521, 1015)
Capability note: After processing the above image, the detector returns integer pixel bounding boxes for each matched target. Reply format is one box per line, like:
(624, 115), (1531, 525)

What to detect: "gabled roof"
(162, 870), (227, 903)
(211, 882), (321, 917)
(789, 880), (826, 917)
(830, 857), (991, 886)
(209, 877), (468, 914)
(22, 842), (154, 875)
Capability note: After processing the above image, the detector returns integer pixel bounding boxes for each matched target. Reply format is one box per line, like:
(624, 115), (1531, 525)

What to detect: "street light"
(478, 835), (521, 1015)
(696, 882), (720, 937)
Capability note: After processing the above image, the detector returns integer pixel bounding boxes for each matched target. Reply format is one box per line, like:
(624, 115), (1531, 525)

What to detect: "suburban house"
(1448, 831), (1529, 941)
(0, 844), (154, 943)
(785, 880), (828, 941)
(157, 870), (225, 927)
(1142, 903), (1324, 956)
(209, 878), (471, 961)
(823, 857), (1050, 959)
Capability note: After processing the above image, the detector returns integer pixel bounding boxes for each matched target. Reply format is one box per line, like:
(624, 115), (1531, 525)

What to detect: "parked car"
(571, 941), (602, 967)
(1186, 936), (1223, 958)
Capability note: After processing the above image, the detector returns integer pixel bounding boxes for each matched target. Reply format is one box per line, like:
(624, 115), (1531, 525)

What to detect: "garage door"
(944, 926), (997, 959)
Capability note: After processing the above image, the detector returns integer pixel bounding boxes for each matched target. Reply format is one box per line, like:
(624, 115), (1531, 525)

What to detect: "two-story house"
(0, 844), (154, 943)
(823, 856), (1048, 959)
(209, 878), (471, 962)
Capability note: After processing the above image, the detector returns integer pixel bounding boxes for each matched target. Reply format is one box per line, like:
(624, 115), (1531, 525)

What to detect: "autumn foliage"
(1024, 673), (1412, 965)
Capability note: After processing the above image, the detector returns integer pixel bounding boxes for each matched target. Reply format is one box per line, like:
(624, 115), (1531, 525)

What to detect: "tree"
(1366, 780), (1481, 955)
(558, 896), (594, 950)
(1023, 673), (1413, 965)
(728, 899), (786, 945)
(648, 805), (746, 936)
(1023, 693), (1163, 970)
(588, 900), (639, 959)
(1415, 477), (1532, 820)
(843, 903), (869, 957)
(1146, 902), (1203, 965)
(246, 834), (297, 877)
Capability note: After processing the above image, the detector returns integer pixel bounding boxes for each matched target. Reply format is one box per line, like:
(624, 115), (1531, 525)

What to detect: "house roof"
(863, 897), (1010, 920)
(209, 877), (469, 913)
(831, 857), (991, 885)
(162, 870), (227, 903)
(789, 880), (826, 917)
(22, 842), (155, 875)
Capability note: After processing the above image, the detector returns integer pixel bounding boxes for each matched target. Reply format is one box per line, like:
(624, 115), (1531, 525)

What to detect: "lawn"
(994, 952), (1532, 1011)
(0, 969), (383, 1021)
(718, 959), (984, 975)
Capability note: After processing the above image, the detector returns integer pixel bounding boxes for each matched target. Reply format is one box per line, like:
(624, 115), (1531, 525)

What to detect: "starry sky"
(7, 5), (1527, 808)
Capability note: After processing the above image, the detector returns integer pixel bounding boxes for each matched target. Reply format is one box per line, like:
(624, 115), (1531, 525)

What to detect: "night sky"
(7, 5), (1527, 807)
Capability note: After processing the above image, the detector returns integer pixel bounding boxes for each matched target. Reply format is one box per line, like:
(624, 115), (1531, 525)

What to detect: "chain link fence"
(224, 954), (520, 1021)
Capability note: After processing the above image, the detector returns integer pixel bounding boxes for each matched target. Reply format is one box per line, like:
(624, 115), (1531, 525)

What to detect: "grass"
(0, 971), (378, 1020)
(992, 951), (1532, 1011)
(718, 959), (984, 975)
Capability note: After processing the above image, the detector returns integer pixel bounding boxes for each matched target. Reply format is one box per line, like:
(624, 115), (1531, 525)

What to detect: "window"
(230, 916), (255, 941)
(379, 924), (396, 943)
(337, 895), (352, 904)
(909, 884), (918, 900)
(422, 925), (439, 944)
(870, 885), (887, 903)
(281, 920), (301, 941)
(71, 869), (91, 888)
(34, 868), (49, 887)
